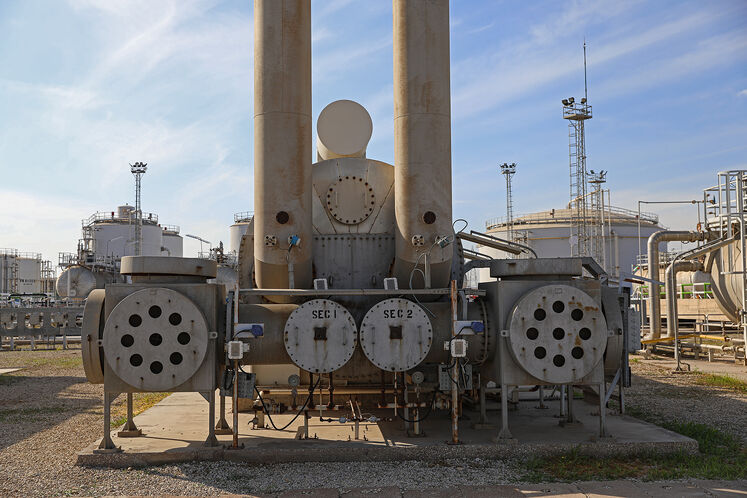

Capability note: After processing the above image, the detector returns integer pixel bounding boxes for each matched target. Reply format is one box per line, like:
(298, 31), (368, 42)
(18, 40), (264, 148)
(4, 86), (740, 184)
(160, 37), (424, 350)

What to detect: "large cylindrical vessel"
(253, 0), (313, 293)
(392, 0), (453, 288)
(56, 266), (105, 298)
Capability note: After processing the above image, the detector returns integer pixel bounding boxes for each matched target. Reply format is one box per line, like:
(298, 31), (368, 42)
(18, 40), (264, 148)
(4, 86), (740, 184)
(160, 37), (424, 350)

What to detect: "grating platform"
(77, 392), (697, 467)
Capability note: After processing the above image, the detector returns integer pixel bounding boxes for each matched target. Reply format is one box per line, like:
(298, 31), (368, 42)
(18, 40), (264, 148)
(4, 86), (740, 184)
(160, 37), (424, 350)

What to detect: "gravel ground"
(625, 356), (747, 444)
(0, 348), (745, 496)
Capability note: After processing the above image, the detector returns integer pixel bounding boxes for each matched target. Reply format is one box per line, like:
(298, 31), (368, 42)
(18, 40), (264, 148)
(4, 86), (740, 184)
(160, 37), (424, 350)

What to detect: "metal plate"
(283, 299), (357, 373)
(81, 289), (106, 384)
(359, 298), (433, 372)
(325, 175), (376, 225)
(103, 288), (209, 391)
(507, 284), (607, 384)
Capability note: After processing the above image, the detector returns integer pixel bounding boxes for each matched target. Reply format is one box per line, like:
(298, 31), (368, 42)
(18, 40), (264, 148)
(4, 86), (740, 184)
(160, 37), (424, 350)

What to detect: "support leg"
(559, 385), (566, 419)
(215, 391), (232, 435)
(496, 383), (513, 440)
(95, 392), (121, 453)
(537, 385), (547, 409)
(204, 390), (219, 447)
(9, 335), (14, 351)
(598, 382), (610, 438)
(566, 385), (576, 424)
(117, 393), (142, 437)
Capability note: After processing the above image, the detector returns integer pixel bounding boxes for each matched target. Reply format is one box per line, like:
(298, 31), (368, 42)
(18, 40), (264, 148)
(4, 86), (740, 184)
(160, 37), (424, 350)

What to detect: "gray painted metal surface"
(103, 288), (209, 391)
(359, 298), (433, 372)
(506, 284), (607, 384)
(82, 289), (106, 383)
(0, 306), (84, 337)
(283, 299), (357, 373)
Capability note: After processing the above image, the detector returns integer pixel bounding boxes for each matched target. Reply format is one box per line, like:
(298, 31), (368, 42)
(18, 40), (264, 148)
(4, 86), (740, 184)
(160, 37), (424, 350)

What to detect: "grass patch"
(110, 392), (170, 427)
(694, 373), (747, 394)
(526, 419), (747, 481)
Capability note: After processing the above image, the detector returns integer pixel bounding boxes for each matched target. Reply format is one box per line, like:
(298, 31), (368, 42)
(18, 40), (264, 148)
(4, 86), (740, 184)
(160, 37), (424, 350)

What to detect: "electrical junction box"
(220, 370), (256, 399)
(450, 338), (467, 357)
(227, 340), (244, 360)
(438, 363), (472, 391)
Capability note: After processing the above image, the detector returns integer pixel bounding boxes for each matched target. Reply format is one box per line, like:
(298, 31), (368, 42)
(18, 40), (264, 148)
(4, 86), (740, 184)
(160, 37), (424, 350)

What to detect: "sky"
(1, 0), (746, 263)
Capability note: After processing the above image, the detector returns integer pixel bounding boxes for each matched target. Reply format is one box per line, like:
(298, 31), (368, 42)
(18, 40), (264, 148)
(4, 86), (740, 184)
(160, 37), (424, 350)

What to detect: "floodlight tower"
(588, 169), (607, 269)
(130, 162), (147, 256)
(562, 41), (593, 258)
(500, 162), (517, 252)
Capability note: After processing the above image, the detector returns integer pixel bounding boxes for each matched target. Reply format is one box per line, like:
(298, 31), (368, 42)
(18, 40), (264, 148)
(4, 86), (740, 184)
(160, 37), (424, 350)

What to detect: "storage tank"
(56, 266), (106, 298)
(161, 226), (183, 257)
(230, 212), (253, 255)
(479, 207), (662, 282)
(0, 249), (17, 293)
(16, 254), (42, 294)
(89, 211), (163, 259)
(209, 265), (239, 293)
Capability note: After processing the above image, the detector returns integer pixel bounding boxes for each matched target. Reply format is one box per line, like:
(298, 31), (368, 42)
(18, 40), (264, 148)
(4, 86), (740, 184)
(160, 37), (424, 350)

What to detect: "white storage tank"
(16, 254), (42, 294)
(479, 207), (662, 282)
(88, 209), (163, 259)
(0, 250), (17, 293)
(161, 226), (183, 257)
(229, 212), (253, 255)
(56, 266), (105, 298)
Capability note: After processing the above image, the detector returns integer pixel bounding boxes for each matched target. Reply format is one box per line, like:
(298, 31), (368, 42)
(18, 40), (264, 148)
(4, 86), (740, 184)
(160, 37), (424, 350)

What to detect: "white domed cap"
(316, 100), (373, 161)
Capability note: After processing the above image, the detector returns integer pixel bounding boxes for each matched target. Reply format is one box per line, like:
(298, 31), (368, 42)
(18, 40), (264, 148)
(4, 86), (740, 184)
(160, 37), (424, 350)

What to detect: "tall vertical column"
(253, 0), (313, 292)
(392, 0), (454, 288)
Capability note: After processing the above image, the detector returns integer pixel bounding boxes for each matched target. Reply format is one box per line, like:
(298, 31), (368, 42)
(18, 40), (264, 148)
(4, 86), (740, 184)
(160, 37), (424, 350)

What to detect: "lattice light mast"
(587, 169), (607, 269)
(562, 42), (593, 258)
(500, 162), (517, 251)
(130, 162), (148, 256)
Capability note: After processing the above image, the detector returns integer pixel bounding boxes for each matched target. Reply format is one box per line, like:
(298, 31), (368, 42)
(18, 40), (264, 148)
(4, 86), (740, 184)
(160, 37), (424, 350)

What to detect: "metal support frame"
(204, 390), (219, 447)
(95, 392), (121, 453)
(117, 393), (142, 437)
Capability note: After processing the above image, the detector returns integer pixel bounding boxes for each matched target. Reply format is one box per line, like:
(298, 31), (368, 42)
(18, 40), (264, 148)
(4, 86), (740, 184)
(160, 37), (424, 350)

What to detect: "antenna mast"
(583, 39), (588, 102)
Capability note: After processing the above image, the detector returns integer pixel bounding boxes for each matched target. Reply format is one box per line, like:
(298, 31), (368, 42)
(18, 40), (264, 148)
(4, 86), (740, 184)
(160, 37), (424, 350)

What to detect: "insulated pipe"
(646, 231), (710, 339)
(665, 260), (703, 338)
(253, 0), (313, 294)
(392, 0), (453, 289)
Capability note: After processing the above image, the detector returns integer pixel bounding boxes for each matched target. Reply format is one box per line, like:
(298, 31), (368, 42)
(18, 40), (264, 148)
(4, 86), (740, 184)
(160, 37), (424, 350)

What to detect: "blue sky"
(1, 0), (746, 261)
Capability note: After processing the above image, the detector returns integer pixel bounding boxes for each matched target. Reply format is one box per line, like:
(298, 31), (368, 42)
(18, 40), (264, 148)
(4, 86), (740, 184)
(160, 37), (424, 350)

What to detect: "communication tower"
(130, 162), (148, 256)
(500, 162), (517, 251)
(563, 41), (593, 258)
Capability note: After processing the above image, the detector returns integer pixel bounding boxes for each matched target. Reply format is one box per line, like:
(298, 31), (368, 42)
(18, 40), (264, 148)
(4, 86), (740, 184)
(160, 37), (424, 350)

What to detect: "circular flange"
(359, 298), (433, 372)
(283, 299), (357, 373)
(103, 288), (209, 391)
(507, 285), (607, 384)
(325, 175), (376, 225)
(81, 289), (106, 384)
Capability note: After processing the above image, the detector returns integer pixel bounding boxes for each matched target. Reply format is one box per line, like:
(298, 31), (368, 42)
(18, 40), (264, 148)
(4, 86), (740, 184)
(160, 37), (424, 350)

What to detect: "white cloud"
(739, 89), (747, 97)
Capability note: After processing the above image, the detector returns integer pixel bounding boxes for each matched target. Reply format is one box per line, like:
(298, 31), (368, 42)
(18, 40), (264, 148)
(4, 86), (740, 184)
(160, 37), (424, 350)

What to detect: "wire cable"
(248, 371), (321, 431)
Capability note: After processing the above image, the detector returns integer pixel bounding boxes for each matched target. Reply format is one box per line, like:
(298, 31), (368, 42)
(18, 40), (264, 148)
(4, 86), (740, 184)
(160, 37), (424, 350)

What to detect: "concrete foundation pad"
(77, 392), (697, 467)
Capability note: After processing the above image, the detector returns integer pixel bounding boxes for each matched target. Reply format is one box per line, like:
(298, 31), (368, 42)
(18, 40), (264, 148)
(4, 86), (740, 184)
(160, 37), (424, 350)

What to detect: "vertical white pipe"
(392, 0), (453, 288)
(253, 0), (312, 292)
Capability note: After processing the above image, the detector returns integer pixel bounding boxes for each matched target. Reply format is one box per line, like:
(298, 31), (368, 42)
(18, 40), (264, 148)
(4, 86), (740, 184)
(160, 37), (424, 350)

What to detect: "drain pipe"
(646, 231), (711, 339)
